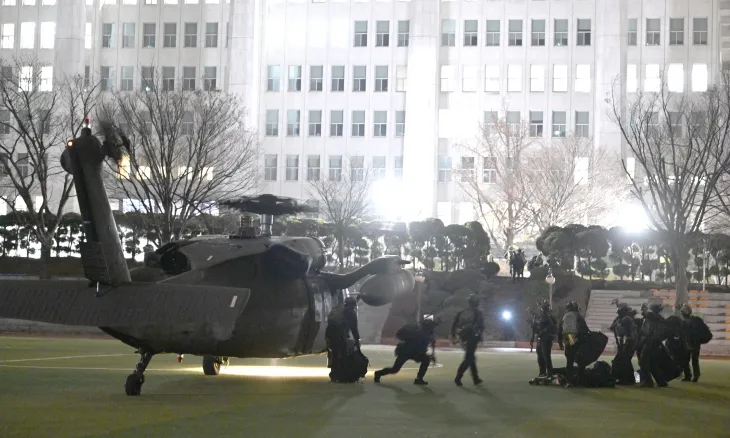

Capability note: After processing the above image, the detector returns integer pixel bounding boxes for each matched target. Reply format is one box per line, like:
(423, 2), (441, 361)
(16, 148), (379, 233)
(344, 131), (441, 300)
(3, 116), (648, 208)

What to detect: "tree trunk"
(39, 244), (52, 279)
(674, 249), (689, 312)
(337, 228), (345, 273)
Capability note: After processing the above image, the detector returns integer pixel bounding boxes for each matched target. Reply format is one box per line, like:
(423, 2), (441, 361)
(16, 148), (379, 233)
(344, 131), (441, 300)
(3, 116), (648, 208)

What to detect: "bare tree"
(457, 110), (534, 254)
(308, 157), (373, 271)
(523, 133), (629, 233)
(97, 72), (260, 246)
(0, 56), (99, 273)
(610, 74), (730, 307)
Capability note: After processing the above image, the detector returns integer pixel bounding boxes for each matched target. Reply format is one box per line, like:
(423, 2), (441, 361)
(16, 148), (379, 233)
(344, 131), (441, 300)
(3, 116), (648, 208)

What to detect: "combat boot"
(414, 378), (428, 385)
(374, 371), (383, 383)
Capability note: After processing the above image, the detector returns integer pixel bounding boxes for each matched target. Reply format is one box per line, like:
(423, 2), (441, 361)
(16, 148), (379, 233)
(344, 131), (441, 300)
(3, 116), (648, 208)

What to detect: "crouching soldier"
(325, 296), (360, 383)
(558, 301), (589, 387)
(374, 318), (437, 385)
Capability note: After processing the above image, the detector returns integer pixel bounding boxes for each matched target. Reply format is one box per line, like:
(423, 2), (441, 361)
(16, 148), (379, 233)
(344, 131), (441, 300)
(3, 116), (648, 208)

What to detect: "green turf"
(1, 337), (729, 438)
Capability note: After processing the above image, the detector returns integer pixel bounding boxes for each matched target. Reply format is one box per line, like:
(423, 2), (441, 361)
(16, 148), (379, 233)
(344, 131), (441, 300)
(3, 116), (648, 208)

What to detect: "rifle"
(527, 308), (538, 353)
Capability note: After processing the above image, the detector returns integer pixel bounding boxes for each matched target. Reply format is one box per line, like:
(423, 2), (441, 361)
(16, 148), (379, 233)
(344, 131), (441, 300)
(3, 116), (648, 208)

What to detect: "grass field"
(0, 337), (729, 438)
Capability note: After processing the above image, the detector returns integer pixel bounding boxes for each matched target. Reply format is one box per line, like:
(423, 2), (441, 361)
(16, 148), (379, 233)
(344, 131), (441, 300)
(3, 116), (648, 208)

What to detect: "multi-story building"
(0, 0), (723, 225)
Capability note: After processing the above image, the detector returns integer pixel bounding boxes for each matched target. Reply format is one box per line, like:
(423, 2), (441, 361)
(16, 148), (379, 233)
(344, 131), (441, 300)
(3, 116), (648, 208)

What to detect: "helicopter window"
(261, 244), (310, 279)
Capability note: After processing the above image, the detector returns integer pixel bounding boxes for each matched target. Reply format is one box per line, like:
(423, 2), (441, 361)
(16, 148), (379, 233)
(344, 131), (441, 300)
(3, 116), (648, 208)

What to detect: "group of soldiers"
(325, 292), (711, 388)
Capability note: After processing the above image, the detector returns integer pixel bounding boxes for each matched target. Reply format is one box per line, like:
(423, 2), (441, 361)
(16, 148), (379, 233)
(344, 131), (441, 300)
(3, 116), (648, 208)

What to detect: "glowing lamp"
(66, 140), (73, 148)
(545, 272), (555, 285)
(501, 310), (512, 321)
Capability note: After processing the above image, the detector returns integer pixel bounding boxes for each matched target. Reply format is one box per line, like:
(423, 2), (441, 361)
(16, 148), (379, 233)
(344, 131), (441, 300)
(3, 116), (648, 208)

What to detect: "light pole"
(546, 268), (555, 310)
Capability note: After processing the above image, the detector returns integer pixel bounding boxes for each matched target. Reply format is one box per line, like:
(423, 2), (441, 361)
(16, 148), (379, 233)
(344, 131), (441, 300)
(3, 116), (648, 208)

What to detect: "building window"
(462, 66), (477, 92)
(575, 111), (589, 137)
(669, 111), (684, 137)
(0, 111), (9, 135)
(506, 111), (520, 136)
(690, 111), (706, 138)
(459, 156), (475, 182)
(530, 65), (544, 92)
(375, 66), (388, 92)
(287, 110), (300, 136)
(354, 20), (367, 47)
(552, 111), (566, 137)
(1, 24), (15, 49)
(554, 19), (567, 46)
(307, 155), (320, 181)
(440, 65), (455, 92)
(18, 153), (29, 177)
(575, 64), (590, 93)
(353, 66), (366, 92)
(646, 19), (660, 46)
(164, 23), (176, 47)
(203, 66), (217, 91)
(486, 20), (500, 46)
(693, 18), (708, 45)
(138, 23), (155, 49)
(184, 23), (197, 47)
(484, 65), (499, 92)
(394, 156), (403, 179)
(508, 20), (522, 46)
(397, 20), (409, 47)
(308, 110), (322, 137)
(351, 110), (365, 137)
(531, 20), (545, 46)
(265, 109), (279, 136)
(182, 66), (196, 90)
(38, 67), (52, 92)
(20, 22), (35, 49)
(309, 66), (323, 91)
(668, 64), (684, 92)
(40, 22), (55, 49)
(628, 19), (637, 46)
(122, 23), (135, 48)
(285, 155), (299, 181)
(120, 66), (134, 91)
(438, 155), (452, 183)
(84, 66), (90, 87)
(507, 65), (522, 92)
(692, 63), (708, 92)
(329, 155), (342, 181)
(373, 111), (387, 137)
(553, 64), (567, 92)
(101, 66), (113, 91)
(159, 66), (174, 91)
(141, 66), (154, 90)
(441, 19), (456, 47)
(264, 155), (277, 181)
(205, 22), (218, 48)
(669, 18), (683, 45)
(288, 65), (302, 92)
(396, 66), (407, 92)
(483, 157), (496, 183)
(373, 156), (386, 180)
(576, 19), (591, 46)
(19, 66), (32, 92)
(395, 111), (405, 137)
(464, 20), (478, 46)
(645, 64), (660, 92)
(181, 112), (194, 136)
(330, 110), (343, 137)
(627, 64), (637, 93)
(376, 20), (389, 47)
(331, 66), (345, 91)
(267, 65), (280, 92)
(351, 156), (364, 181)
(529, 111), (543, 137)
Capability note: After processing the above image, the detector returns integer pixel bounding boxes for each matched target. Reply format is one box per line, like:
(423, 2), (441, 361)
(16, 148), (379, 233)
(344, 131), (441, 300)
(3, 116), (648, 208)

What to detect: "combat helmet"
(649, 302), (664, 314)
(680, 304), (692, 316)
(564, 301), (579, 312)
(468, 294), (480, 307)
(344, 296), (358, 308)
(537, 299), (551, 312)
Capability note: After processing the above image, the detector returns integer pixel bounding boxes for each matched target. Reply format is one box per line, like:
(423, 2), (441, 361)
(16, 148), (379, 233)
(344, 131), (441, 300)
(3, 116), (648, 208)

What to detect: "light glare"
(502, 310), (512, 321)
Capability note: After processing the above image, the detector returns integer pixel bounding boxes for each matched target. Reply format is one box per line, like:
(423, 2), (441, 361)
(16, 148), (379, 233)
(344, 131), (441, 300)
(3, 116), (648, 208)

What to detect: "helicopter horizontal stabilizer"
(0, 280), (249, 330)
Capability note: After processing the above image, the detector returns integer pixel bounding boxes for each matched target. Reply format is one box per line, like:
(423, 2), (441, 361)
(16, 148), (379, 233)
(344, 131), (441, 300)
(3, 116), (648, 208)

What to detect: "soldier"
(374, 318), (437, 385)
(679, 304), (711, 382)
(637, 302), (668, 388)
(531, 300), (558, 379)
(557, 301), (589, 387)
(610, 302), (638, 385)
(325, 296), (360, 383)
(450, 294), (485, 386)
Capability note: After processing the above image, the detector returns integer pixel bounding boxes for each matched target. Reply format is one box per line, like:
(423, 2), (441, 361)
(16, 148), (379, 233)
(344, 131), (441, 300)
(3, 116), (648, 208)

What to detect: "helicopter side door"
(300, 277), (332, 354)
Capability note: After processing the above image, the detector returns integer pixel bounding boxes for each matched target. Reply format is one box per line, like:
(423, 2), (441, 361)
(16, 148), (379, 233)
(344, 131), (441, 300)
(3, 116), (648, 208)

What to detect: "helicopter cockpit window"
(261, 244), (311, 279)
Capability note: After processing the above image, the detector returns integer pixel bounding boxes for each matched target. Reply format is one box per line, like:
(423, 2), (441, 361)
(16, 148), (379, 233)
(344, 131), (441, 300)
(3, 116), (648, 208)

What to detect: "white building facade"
(0, 0), (723, 224)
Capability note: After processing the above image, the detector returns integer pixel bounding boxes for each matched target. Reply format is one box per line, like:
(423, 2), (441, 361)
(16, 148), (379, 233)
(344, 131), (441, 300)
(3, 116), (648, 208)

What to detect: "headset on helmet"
(680, 304), (692, 315)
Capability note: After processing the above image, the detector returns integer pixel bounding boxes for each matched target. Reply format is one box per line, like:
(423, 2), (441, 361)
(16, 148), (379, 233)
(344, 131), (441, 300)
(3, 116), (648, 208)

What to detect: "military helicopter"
(0, 126), (414, 396)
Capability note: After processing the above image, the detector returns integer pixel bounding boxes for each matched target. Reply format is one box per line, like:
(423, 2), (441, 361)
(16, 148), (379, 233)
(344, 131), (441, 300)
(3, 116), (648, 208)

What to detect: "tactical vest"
(562, 311), (580, 335)
(457, 308), (476, 334)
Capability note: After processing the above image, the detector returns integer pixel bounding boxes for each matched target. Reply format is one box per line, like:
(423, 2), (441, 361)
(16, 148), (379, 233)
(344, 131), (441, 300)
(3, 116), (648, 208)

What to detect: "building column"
(402, 0), (440, 220)
(593, 0), (627, 158)
(227, 0), (264, 131)
(53, 0), (85, 80)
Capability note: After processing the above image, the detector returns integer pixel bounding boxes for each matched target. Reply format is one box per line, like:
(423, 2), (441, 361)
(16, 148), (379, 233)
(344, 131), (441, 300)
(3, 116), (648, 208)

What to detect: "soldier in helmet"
(679, 304), (710, 382)
(636, 302), (668, 387)
(532, 300), (558, 379)
(374, 318), (437, 385)
(450, 294), (485, 386)
(610, 302), (638, 384)
(557, 300), (589, 387)
(325, 295), (361, 382)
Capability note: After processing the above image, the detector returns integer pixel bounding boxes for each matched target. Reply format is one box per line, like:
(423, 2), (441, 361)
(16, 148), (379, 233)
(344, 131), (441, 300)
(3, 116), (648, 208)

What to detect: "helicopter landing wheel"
(125, 373), (144, 396)
(202, 355), (222, 376)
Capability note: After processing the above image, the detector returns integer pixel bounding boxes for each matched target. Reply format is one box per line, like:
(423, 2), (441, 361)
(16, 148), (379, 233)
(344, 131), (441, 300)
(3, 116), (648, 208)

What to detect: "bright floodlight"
(502, 310), (512, 321)
(372, 179), (404, 221)
(616, 204), (650, 232)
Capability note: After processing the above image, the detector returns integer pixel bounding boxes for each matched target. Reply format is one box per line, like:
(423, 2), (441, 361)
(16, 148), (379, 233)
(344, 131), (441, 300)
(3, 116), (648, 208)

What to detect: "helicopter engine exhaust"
(358, 269), (415, 306)
(260, 214), (274, 236)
